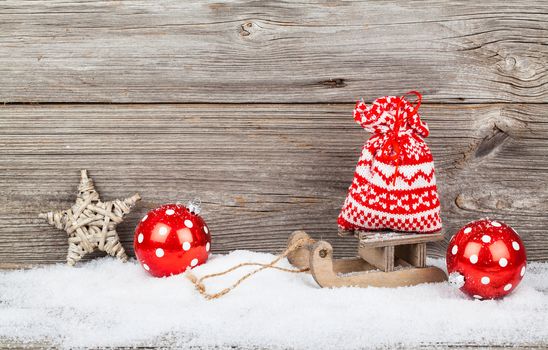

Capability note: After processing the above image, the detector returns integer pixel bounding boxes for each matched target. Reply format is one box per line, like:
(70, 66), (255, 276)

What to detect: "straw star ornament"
(39, 170), (141, 266)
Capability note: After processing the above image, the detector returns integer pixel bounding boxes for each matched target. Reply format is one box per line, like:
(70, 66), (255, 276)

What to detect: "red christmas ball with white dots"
(134, 202), (211, 277)
(446, 219), (526, 300)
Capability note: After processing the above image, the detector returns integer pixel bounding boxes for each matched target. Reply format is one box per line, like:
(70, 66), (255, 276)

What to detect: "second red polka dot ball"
(446, 219), (526, 299)
(134, 203), (211, 277)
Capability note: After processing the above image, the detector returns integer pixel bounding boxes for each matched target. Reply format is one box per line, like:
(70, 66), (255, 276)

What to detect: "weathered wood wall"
(0, 1), (547, 266)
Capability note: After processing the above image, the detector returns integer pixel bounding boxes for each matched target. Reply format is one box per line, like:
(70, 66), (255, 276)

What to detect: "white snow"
(1, 251), (547, 349)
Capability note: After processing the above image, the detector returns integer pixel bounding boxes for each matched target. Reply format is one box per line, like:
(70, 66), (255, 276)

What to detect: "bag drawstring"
(379, 91), (422, 185)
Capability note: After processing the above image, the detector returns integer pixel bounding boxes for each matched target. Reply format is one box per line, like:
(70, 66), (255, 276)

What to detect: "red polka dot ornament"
(447, 219), (526, 300)
(134, 200), (211, 277)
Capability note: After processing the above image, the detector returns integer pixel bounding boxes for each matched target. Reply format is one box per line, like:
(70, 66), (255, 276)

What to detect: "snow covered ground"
(1, 251), (547, 349)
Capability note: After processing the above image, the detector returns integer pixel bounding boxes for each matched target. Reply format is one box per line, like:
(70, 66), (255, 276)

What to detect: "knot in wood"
(240, 22), (254, 36)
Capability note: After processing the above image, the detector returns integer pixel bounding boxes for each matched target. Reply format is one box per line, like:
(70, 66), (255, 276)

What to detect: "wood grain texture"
(0, 103), (546, 265)
(358, 232), (445, 248)
(0, 0), (547, 103)
(1, 341), (545, 350)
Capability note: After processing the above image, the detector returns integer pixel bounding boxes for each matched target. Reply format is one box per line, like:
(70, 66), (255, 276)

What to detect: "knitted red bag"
(338, 91), (442, 233)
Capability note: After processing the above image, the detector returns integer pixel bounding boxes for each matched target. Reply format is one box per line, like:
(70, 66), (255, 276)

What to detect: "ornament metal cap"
(187, 198), (202, 215)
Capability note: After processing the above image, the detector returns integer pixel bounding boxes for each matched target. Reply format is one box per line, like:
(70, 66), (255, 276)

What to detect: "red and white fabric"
(338, 91), (442, 234)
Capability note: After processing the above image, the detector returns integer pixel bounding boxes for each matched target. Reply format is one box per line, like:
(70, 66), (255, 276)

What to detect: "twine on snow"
(187, 237), (309, 300)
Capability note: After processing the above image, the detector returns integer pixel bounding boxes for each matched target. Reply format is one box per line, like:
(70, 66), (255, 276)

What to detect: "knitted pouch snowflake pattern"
(338, 91), (442, 233)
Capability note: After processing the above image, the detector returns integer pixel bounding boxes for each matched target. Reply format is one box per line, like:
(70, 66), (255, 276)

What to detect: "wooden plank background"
(0, 0), (547, 266)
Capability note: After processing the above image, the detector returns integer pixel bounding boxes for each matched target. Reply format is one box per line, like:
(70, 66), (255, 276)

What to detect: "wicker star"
(39, 170), (141, 266)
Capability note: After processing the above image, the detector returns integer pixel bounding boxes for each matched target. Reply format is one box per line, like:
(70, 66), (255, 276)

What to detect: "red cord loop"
(378, 91), (422, 185)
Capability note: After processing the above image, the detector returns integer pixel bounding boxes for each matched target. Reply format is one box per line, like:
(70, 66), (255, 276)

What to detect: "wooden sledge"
(287, 230), (447, 288)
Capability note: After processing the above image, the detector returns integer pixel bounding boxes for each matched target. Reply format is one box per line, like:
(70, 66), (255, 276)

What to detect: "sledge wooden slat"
(358, 232), (445, 248)
(395, 244), (427, 268)
(1, 103), (547, 265)
(358, 245), (395, 272)
(358, 234), (432, 271)
(395, 258), (413, 268)
(0, 1), (547, 103)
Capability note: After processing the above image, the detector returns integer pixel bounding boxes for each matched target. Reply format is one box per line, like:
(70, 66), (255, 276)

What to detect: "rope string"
(187, 237), (309, 300)
(379, 90), (422, 185)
